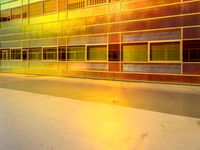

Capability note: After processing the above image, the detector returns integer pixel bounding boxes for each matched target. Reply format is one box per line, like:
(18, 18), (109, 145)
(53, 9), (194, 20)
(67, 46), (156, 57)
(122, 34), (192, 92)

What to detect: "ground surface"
(0, 73), (200, 150)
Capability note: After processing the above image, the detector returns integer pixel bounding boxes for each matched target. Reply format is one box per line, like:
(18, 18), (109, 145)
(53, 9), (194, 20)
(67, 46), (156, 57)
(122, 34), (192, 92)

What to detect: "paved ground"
(0, 73), (200, 118)
(0, 73), (200, 150)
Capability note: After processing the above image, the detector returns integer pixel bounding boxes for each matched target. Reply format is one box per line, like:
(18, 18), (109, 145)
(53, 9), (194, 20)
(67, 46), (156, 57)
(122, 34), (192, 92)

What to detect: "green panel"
(29, 39), (43, 47)
(43, 38), (57, 46)
(1, 18), (22, 27)
(28, 31), (43, 39)
(151, 43), (180, 61)
(1, 41), (21, 48)
(21, 40), (29, 47)
(67, 46), (85, 61)
(87, 46), (107, 61)
(0, 33), (22, 41)
(123, 44), (148, 61)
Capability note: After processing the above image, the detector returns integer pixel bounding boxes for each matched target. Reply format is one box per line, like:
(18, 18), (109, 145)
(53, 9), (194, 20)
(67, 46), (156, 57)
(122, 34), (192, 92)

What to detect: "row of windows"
(67, 0), (119, 10)
(0, 0), (120, 22)
(0, 41), (199, 62)
(0, 0), (59, 22)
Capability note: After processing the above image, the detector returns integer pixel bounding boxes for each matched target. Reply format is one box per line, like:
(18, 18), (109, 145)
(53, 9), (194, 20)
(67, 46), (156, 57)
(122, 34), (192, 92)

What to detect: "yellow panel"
(29, 14), (58, 24)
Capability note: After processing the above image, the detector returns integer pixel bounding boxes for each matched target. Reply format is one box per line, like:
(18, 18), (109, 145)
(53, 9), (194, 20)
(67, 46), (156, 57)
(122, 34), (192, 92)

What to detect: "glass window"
(123, 43), (148, 61)
(183, 40), (200, 62)
(109, 44), (120, 61)
(22, 48), (29, 60)
(67, 46), (85, 61)
(68, 0), (85, 10)
(150, 42), (180, 61)
(86, 0), (107, 6)
(22, 5), (29, 18)
(0, 50), (2, 60)
(0, 9), (11, 22)
(0, 49), (10, 60)
(109, 0), (120, 2)
(29, 47), (42, 60)
(11, 7), (22, 20)
(44, 0), (57, 14)
(43, 47), (57, 60)
(58, 46), (66, 61)
(11, 49), (21, 60)
(29, 2), (43, 17)
(87, 45), (107, 61)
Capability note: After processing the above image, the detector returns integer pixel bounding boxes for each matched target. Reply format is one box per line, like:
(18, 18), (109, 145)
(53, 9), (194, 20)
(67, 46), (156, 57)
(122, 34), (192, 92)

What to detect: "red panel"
(108, 34), (120, 43)
(109, 63), (120, 72)
(183, 64), (200, 75)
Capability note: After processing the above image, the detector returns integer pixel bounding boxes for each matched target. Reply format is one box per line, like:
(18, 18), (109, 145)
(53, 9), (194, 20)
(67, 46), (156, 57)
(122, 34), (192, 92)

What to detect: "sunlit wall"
(0, 0), (200, 83)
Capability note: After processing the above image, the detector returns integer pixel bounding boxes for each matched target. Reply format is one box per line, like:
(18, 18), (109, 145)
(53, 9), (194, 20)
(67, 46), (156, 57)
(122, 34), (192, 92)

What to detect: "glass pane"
(87, 46), (107, 61)
(44, 0), (57, 14)
(183, 40), (200, 62)
(58, 0), (67, 12)
(68, 0), (85, 10)
(11, 7), (21, 20)
(29, 2), (43, 17)
(43, 47), (57, 60)
(109, 44), (120, 61)
(1, 49), (10, 60)
(11, 49), (21, 60)
(29, 47), (42, 60)
(22, 5), (28, 18)
(58, 46), (66, 61)
(1, 9), (11, 22)
(123, 44), (148, 61)
(67, 46), (85, 61)
(150, 42), (180, 61)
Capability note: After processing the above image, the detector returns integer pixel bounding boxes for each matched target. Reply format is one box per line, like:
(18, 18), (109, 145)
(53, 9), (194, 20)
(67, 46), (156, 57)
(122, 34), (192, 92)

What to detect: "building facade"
(0, 0), (200, 84)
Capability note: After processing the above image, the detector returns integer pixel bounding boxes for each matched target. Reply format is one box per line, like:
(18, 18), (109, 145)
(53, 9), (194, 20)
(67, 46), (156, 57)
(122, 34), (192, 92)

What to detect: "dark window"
(0, 9), (11, 22)
(1, 49), (10, 60)
(22, 49), (28, 60)
(183, 40), (200, 62)
(58, 46), (66, 61)
(11, 49), (21, 60)
(109, 44), (120, 61)
(0, 50), (2, 60)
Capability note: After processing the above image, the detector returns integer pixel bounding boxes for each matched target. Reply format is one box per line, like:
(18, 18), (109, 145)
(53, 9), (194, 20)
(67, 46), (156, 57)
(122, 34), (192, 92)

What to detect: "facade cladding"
(0, 0), (200, 84)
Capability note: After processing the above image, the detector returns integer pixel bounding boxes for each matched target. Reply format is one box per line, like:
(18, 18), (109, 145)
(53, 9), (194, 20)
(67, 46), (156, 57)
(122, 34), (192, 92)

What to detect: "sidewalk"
(0, 88), (200, 150)
(0, 73), (200, 118)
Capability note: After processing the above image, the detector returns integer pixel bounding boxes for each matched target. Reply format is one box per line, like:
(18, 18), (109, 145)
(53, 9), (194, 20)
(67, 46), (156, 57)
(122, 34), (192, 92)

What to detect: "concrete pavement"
(0, 73), (200, 118)
(0, 73), (200, 150)
(0, 87), (200, 150)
